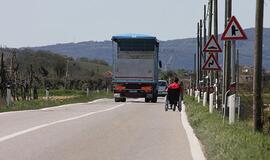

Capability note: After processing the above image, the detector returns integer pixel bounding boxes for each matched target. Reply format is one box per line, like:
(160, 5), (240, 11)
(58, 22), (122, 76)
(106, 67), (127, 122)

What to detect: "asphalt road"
(0, 98), (195, 160)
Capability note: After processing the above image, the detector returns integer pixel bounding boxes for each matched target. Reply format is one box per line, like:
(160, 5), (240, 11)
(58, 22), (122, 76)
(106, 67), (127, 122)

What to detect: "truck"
(111, 34), (161, 103)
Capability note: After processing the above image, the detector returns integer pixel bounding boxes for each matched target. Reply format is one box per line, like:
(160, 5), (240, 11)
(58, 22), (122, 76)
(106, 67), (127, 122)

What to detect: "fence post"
(46, 88), (49, 100)
(87, 88), (90, 96)
(203, 92), (207, 106)
(229, 94), (236, 124)
(209, 93), (214, 113)
(198, 93), (201, 103)
(6, 85), (11, 106)
(190, 88), (193, 96)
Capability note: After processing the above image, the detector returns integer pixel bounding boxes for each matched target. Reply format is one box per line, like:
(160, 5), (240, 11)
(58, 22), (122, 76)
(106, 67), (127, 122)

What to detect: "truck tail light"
(141, 86), (152, 93)
(114, 85), (126, 91)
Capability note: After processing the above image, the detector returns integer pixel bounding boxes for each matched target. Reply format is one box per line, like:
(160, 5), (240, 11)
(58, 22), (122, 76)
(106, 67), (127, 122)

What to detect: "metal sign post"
(221, 16), (247, 124)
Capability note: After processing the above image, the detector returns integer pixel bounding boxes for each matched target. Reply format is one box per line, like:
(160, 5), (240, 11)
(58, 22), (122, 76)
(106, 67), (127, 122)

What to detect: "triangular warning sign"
(202, 54), (222, 71)
(221, 16), (247, 40)
(203, 35), (222, 52)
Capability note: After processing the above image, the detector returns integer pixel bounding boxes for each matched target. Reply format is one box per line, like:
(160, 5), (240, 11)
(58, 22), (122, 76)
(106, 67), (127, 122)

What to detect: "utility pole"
(231, 40), (236, 83)
(226, 0), (232, 86)
(222, 0), (228, 105)
(213, 0), (219, 107)
(213, 0), (218, 49)
(203, 5), (207, 64)
(208, 0), (213, 38)
(236, 49), (240, 93)
(213, 0), (218, 66)
(222, 0), (232, 106)
(207, 1), (213, 102)
(253, 0), (264, 132)
(203, 5), (207, 96)
(199, 19), (203, 90)
(197, 22), (200, 90)
(194, 53), (196, 89)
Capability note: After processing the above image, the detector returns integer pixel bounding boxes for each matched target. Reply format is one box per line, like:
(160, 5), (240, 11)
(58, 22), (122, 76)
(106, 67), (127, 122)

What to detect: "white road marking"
(0, 99), (110, 115)
(0, 110), (33, 116)
(39, 103), (85, 111)
(40, 98), (109, 111)
(88, 98), (110, 104)
(0, 103), (126, 143)
(181, 104), (206, 160)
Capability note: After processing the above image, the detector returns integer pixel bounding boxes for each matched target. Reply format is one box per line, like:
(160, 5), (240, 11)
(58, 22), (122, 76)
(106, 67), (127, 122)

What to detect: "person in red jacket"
(168, 77), (183, 93)
(166, 77), (183, 111)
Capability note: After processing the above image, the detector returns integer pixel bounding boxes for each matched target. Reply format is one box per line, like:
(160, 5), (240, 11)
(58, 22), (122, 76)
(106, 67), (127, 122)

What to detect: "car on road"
(158, 80), (168, 97)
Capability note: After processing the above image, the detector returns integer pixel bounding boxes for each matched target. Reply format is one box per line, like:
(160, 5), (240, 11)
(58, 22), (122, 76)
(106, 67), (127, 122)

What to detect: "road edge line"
(40, 98), (110, 111)
(0, 98), (110, 115)
(181, 103), (206, 160)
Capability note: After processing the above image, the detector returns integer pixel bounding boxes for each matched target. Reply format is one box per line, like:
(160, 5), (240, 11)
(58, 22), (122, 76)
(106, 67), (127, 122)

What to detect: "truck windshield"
(118, 40), (156, 51)
(158, 81), (167, 86)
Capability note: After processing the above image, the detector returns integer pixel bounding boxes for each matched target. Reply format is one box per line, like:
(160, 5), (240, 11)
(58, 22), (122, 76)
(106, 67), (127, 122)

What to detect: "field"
(185, 96), (270, 160)
(0, 90), (112, 113)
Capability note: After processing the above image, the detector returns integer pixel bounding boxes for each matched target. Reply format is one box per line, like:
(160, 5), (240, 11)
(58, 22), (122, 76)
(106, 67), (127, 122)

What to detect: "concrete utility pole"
(253, 0), (264, 132)
(222, 0), (228, 105)
(222, 0), (232, 106)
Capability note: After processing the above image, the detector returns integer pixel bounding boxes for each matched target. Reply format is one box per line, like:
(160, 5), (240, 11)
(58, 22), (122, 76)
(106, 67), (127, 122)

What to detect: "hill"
(31, 28), (270, 70)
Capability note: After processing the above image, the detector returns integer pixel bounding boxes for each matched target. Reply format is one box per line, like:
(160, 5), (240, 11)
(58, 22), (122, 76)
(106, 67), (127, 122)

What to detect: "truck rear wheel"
(151, 97), (157, 103)
(121, 98), (126, 102)
(115, 98), (121, 102)
(145, 98), (150, 103)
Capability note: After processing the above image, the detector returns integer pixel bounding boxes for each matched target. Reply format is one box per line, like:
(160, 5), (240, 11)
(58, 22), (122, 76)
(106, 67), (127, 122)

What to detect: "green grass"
(185, 96), (270, 160)
(0, 91), (112, 113)
(44, 89), (85, 96)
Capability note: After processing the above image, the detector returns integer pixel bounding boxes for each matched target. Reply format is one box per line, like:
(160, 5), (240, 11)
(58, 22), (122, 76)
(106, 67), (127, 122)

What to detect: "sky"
(0, 0), (269, 48)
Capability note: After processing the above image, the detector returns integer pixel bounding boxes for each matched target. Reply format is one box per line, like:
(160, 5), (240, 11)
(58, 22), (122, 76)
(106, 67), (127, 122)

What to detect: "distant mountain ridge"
(31, 28), (270, 70)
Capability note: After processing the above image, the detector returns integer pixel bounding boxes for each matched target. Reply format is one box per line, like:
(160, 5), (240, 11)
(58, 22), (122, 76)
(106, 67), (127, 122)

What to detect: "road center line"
(0, 103), (126, 143)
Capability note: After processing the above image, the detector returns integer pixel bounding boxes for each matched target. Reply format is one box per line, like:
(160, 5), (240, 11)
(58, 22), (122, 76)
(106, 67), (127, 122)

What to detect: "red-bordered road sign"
(221, 16), (247, 40)
(203, 35), (222, 52)
(202, 54), (222, 71)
